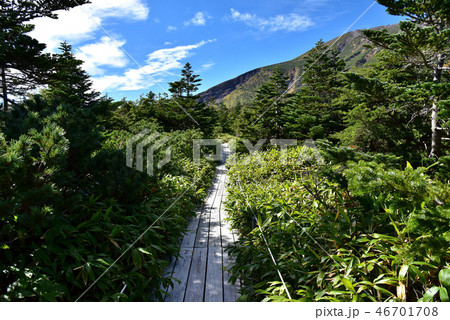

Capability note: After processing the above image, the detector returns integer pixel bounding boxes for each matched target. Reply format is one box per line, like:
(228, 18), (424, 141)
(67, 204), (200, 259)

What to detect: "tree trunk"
(1, 66), (7, 111)
(429, 54), (444, 159)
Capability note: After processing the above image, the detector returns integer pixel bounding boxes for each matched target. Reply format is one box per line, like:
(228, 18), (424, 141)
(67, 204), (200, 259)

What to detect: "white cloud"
(86, 0), (148, 20)
(184, 12), (210, 26)
(28, 0), (149, 52)
(167, 25), (177, 32)
(75, 36), (128, 75)
(92, 40), (216, 92)
(200, 62), (215, 71)
(302, 0), (331, 8)
(229, 8), (314, 32)
(92, 75), (131, 93)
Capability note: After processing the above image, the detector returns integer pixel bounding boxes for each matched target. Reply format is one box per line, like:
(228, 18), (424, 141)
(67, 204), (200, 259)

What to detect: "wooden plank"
(180, 172), (215, 249)
(194, 206), (211, 248)
(164, 248), (194, 302)
(184, 247), (208, 302)
(220, 180), (236, 248)
(208, 216), (222, 247)
(195, 175), (221, 248)
(208, 174), (225, 248)
(223, 250), (240, 302)
(205, 247), (224, 302)
(180, 215), (200, 248)
(221, 223), (235, 248)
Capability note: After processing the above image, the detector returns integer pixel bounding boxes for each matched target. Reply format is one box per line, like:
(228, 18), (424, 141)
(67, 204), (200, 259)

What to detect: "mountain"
(200, 24), (399, 108)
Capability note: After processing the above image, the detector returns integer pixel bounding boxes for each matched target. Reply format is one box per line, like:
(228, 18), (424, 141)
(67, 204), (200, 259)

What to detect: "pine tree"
(0, 16), (51, 110)
(46, 41), (99, 106)
(1, 0), (90, 22)
(285, 40), (346, 140)
(364, 0), (450, 158)
(0, 0), (89, 110)
(335, 50), (431, 161)
(253, 67), (290, 140)
(168, 62), (201, 98)
(168, 63), (216, 135)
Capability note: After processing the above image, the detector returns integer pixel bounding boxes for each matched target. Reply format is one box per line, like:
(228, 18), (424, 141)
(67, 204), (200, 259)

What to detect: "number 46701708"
(375, 307), (438, 317)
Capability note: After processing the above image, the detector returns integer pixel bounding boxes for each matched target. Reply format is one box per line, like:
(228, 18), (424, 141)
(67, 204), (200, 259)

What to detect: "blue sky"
(29, 0), (402, 101)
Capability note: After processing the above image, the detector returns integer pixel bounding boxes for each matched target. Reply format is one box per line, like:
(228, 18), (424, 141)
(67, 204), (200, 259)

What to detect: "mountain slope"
(200, 24), (399, 108)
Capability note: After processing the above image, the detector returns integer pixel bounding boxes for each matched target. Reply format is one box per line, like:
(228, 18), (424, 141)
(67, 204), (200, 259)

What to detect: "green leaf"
(110, 225), (121, 237)
(138, 247), (151, 255)
(409, 265), (426, 284)
(399, 265), (409, 281)
(422, 287), (439, 302)
(439, 287), (449, 302)
(340, 277), (356, 294)
(317, 271), (325, 287)
(439, 269), (450, 290)
(388, 213), (401, 239)
(411, 261), (437, 268)
(373, 285), (395, 297)
(151, 244), (165, 253)
(327, 290), (349, 295)
(81, 265), (88, 285)
(132, 249), (142, 267)
(372, 233), (401, 244)
(406, 161), (413, 171)
(96, 258), (110, 266)
(375, 277), (398, 285)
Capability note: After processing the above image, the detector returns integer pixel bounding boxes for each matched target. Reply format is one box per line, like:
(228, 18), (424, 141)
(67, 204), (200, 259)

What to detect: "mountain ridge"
(200, 24), (399, 108)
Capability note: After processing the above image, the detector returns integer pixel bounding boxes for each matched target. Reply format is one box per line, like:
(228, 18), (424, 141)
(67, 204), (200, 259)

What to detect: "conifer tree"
(364, 0), (450, 158)
(0, 16), (50, 110)
(168, 62), (201, 98)
(0, 0), (89, 110)
(46, 41), (99, 106)
(168, 63), (216, 135)
(253, 67), (290, 140)
(285, 40), (346, 140)
(335, 49), (432, 160)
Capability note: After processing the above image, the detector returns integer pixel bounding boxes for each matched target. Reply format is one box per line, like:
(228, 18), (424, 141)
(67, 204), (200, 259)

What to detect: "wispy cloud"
(184, 11), (210, 26)
(92, 40), (216, 92)
(200, 62), (215, 71)
(229, 8), (314, 32)
(166, 25), (177, 32)
(302, 0), (332, 9)
(28, 0), (149, 52)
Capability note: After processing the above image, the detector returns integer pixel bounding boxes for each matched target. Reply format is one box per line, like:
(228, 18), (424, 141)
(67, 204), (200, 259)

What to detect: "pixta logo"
(126, 130), (171, 176)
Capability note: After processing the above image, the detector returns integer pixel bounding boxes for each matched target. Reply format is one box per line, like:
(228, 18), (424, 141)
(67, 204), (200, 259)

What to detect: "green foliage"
(225, 145), (449, 302)
(0, 90), (214, 301)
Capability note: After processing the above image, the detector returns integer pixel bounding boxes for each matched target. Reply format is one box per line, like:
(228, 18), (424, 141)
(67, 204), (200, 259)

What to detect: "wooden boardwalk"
(164, 144), (240, 302)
